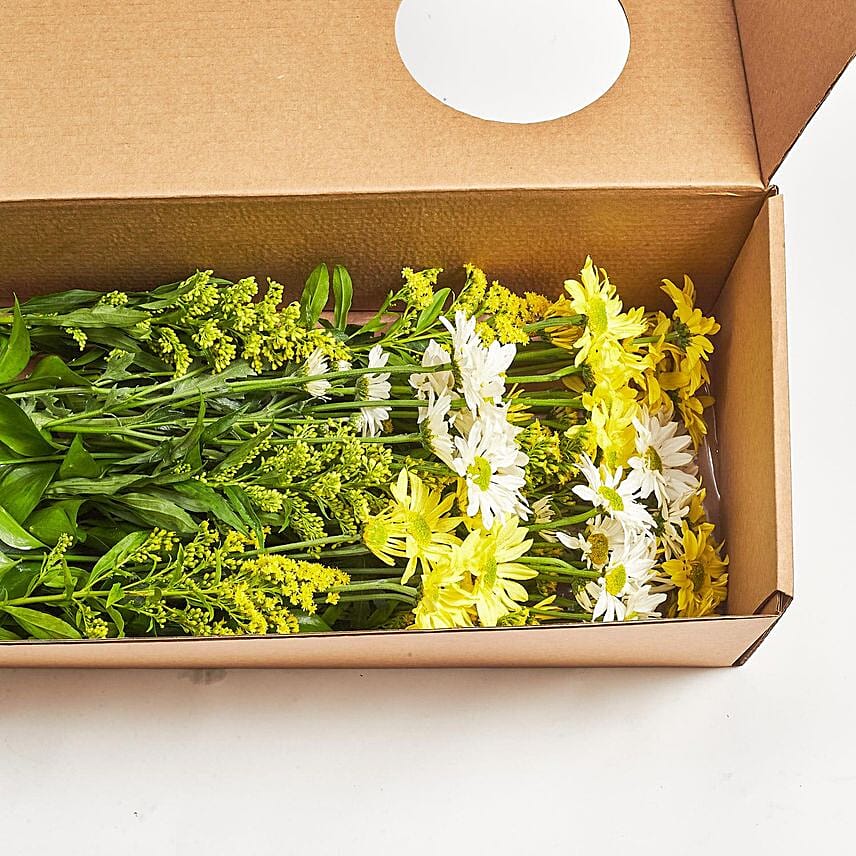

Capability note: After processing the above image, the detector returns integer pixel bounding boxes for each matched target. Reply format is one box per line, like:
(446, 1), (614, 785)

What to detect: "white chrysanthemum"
(356, 345), (391, 437)
(451, 418), (529, 528)
(625, 410), (698, 508)
(531, 496), (557, 542)
(337, 359), (352, 372)
(623, 582), (667, 621)
(576, 537), (657, 622)
(303, 348), (331, 399)
(410, 340), (454, 399)
(418, 392), (456, 467)
(441, 311), (515, 414)
(557, 514), (625, 569)
(572, 455), (654, 534)
(659, 494), (692, 559)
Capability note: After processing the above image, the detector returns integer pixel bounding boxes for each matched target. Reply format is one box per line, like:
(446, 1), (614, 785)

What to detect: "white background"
(2, 15), (855, 856)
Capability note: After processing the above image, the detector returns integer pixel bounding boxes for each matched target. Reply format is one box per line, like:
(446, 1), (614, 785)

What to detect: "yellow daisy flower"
(412, 557), (474, 630)
(661, 276), (720, 394)
(362, 469), (462, 584)
(662, 522), (728, 617)
(457, 517), (537, 627)
(564, 257), (646, 367)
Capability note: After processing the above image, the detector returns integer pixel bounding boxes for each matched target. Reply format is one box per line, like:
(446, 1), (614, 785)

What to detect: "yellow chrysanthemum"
(456, 517), (537, 627)
(362, 469), (461, 584)
(583, 382), (640, 470)
(661, 276), (720, 394)
(663, 522), (728, 618)
(412, 557), (474, 630)
(564, 257), (647, 367)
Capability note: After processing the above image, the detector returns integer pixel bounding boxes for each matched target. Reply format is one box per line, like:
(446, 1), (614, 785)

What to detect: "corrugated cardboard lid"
(734, 0), (856, 182)
(1, 0), (764, 200)
(0, 2), (851, 201)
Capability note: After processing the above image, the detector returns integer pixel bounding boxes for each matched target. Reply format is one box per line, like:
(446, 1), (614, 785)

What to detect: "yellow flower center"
(586, 296), (608, 336)
(468, 455), (494, 492)
(689, 560), (706, 592)
(597, 485), (624, 511)
(588, 533), (610, 567)
(644, 446), (663, 472)
(604, 564), (627, 597)
(406, 512), (432, 548)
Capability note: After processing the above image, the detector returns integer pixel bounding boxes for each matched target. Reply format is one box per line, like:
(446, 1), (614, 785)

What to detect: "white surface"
(1, 49), (855, 856)
(395, 0), (630, 123)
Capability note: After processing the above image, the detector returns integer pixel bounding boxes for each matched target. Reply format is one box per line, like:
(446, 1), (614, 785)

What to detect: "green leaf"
(49, 474), (143, 497)
(0, 626), (21, 640)
(0, 395), (54, 457)
(0, 300), (31, 385)
(13, 354), (91, 391)
(59, 435), (103, 479)
(171, 481), (248, 533)
(1, 605), (81, 640)
(111, 493), (196, 534)
(414, 287), (451, 334)
(26, 500), (83, 545)
(0, 463), (58, 522)
(88, 531), (148, 586)
(224, 485), (264, 545)
(213, 425), (272, 476)
(297, 614), (333, 633)
(20, 289), (99, 315)
(45, 306), (151, 329)
(299, 264), (330, 328)
(106, 582), (124, 608)
(332, 265), (353, 331)
(0, 504), (45, 550)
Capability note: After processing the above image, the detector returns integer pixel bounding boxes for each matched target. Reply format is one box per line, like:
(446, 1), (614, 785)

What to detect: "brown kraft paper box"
(0, 1), (853, 667)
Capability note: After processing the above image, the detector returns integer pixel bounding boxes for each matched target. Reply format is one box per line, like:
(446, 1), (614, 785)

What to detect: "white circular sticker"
(395, 0), (631, 124)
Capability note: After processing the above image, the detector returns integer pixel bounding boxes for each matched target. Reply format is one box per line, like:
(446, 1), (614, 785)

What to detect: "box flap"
(734, 0), (856, 183)
(0, 0), (763, 201)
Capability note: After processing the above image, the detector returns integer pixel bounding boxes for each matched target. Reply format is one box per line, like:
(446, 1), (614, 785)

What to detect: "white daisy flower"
(418, 392), (456, 467)
(557, 514), (625, 569)
(577, 537), (657, 622)
(356, 345), (391, 437)
(451, 417), (529, 528)
(625, 410), (698, 508)
(441, 311), (516, 415)
(572, 455), (655, 534)
(337, 359), (352, 372)
(303, 347), (331, 399)
(531, 495), (557, 542)
(623, 581), (667, 621)
(659, 494), (692, 559)
(409, 340), (454, 399)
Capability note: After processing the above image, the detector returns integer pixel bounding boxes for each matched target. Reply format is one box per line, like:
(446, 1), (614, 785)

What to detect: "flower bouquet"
(0, 258), (727, 640)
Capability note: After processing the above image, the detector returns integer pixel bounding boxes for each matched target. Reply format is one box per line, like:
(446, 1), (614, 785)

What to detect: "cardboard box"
(0, 1), (852, 667)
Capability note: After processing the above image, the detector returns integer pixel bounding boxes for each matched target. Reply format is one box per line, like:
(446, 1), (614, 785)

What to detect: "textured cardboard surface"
(734, 0), (856, 182)
(0, 616), (779, 668)
(0, 0), (761, 199)
(712, 196), (793, 615)
(0, 189), (765, 307)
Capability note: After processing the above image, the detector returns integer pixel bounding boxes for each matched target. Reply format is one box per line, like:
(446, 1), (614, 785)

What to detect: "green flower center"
(587, 296), (608, 336)
(363, 519), (389, 551)
(604, 564), (627, 597)
(689, 560), (706, 592)
(468, 455), (494, 492)
(588, 533), (610, 567)
(597, 485), (624, 511)
(406, 512), (432, 548)
(644, 446), (663, 472)
(481, 555), (498, 589)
